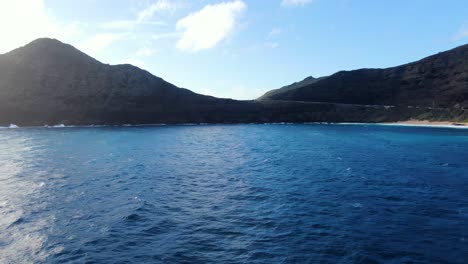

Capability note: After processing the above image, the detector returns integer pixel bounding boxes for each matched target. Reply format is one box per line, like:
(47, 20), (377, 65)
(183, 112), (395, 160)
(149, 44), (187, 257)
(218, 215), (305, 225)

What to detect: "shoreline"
(1, 120), (468, 129)
(382, 120), (468, 128)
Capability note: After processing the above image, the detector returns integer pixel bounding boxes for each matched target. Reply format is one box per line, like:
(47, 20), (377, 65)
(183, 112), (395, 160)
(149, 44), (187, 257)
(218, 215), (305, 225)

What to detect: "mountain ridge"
(259, 43), (468, 110)
(0, 38), (466, 125)
(0, 38), (229, 125)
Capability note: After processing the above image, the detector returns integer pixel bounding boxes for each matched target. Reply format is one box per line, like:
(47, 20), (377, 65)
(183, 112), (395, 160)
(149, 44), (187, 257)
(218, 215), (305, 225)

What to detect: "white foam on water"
(44, 124), (76, 128)
(351, 203), (363, 208)
(302, 122), (468, 129)
(334, 122), (370, 125)
(377, 123), (468, 129)
(1, 122), (467, 129)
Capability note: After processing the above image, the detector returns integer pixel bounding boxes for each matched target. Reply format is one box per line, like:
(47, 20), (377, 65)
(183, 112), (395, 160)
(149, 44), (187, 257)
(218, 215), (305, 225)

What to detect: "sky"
(0, 0), (467, 99)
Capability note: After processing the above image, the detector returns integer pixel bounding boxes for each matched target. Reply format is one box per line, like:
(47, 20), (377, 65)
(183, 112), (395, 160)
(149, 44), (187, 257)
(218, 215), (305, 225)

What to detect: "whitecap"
(271, 122), (294, 125)
(44, 124), (74, 128)
(8, 124), (18, 128)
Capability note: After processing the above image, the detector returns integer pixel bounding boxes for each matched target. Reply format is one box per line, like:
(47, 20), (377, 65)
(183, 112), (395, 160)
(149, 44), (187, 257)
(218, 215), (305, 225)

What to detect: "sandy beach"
(385, 120), (468, 127)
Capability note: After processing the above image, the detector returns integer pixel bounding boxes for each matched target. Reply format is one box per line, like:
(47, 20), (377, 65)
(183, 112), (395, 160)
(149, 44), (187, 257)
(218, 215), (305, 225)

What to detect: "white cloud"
(100, 20), (165, 30)
(78, 33), (124, 57)
(0, 0), (82, 54)
(176, 0), (246, 52)
(138, 0), (178, 22)
(281, 0), (314, 8)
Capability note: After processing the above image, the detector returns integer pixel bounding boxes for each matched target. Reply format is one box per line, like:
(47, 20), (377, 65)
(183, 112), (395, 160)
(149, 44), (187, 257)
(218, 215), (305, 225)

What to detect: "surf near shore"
(383, 120), (468, 128)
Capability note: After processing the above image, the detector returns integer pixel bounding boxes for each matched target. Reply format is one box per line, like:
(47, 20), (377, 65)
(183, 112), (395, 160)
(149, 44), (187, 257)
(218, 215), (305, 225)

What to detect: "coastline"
(381, 120), (468, 128)
(2, 120), (468, 129)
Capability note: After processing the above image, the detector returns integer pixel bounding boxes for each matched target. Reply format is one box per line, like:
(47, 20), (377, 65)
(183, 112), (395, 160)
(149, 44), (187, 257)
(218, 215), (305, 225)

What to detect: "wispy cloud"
(119, 56), (146, 69)
(454, 25), (468, 40)
(78, 33), (124, 56)
(138, 0), (178, 22)
(101, 0), (178, 31)
(117, 46), (158, 69)
(268, 27), (282, 38)
(136, 47), (157, 57)
(92, 1), (180, 57)
(265, 28), (281, 49)
(100, 20), (166, 30)
(281, 0), (314, 8)
(176, 0), (246, 52)
(151, 32), (180, 40)
(265, 42), (279, 49)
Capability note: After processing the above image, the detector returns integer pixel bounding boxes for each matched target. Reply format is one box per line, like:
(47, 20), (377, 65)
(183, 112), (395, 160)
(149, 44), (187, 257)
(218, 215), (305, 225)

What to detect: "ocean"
(0, 124), (467, 263)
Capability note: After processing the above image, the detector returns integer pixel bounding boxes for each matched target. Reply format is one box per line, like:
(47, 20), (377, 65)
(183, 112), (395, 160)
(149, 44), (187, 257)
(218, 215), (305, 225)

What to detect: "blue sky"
(0, 0), (467, 99)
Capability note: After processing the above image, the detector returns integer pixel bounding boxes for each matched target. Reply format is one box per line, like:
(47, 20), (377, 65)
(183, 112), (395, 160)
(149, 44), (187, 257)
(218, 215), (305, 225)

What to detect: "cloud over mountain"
(176, 0), (246, 52)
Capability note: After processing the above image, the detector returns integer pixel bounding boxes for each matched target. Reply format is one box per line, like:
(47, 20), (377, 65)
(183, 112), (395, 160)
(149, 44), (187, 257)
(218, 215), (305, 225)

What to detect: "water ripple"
(0, 125), (467, 263)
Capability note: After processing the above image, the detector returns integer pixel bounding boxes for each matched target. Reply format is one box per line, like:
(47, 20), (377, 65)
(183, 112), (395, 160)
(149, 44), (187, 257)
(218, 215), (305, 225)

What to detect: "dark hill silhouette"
(0, 38), (466, 126)
(259, 44), (468, 110)
(0, 38), (246, 125)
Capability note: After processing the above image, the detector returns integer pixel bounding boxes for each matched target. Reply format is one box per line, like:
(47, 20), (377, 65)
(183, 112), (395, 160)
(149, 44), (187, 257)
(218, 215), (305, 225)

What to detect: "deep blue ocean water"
(0, 124), (467, 263)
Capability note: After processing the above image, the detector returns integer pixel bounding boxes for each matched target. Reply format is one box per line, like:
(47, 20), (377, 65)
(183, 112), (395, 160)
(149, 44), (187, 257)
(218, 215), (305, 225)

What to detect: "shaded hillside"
(0, 38), (237, 125)
(259, 76), (322, 100)
(0, 38), (466, 126)
(259, 44), (468, 109)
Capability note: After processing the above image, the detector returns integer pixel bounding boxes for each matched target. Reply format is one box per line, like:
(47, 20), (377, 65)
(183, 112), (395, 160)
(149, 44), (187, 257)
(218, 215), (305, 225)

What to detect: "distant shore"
(383, 120), (468, 128)
(2, 120), (468, 129)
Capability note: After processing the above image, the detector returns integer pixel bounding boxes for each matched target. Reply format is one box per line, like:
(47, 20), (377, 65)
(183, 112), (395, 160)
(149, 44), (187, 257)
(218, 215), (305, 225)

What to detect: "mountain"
(259, 76), (322, 101)
(0, 38), (466, 126)
(0, 38), (251, 125)
(259, 44), (468, 110)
